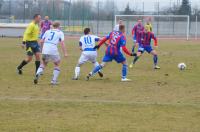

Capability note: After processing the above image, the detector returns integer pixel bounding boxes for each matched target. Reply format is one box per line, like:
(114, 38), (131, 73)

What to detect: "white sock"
(52, 67), (60, 82)
(36, 64), (45, 75)
(75, 67), (80, 78)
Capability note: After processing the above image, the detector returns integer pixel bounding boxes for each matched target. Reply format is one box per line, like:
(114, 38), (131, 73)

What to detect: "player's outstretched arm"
(94, 37), (108, 50)
(152, 33), (158, 47)
(122, 46), (135, 56)
(60, 41), (68, 57)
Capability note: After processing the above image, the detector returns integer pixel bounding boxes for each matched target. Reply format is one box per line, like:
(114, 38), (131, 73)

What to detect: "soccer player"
(40, 16), (52, 38)
(86, 25), (134, 82)
(131, 19), (144, 54)
(129, 25), (160, 69)
(17, 14), (41, 75)
(113, 19), (123, 31)
(145, 17), (153, 32)
(34, 21), (67, 85)
(73, 28), (103, 80)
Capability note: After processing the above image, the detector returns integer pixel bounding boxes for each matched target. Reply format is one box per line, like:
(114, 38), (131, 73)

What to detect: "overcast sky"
(92, 0), (200, 11)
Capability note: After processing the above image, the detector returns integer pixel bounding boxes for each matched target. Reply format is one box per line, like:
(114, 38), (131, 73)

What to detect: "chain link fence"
(0, 0), (199, 39)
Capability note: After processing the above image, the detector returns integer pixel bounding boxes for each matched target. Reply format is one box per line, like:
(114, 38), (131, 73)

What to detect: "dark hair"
(33, 14), (40, 19)
(84, 28), (90, 35)
(119, 25), (125, 31)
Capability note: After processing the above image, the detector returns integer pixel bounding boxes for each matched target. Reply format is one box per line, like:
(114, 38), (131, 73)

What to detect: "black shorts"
(26, 41), (40, 56)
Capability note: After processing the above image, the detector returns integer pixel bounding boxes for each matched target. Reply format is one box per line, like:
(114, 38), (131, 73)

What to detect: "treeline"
(0, 0), (199, 21)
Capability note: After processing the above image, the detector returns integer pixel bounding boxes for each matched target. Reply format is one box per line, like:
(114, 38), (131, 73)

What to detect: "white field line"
(0, 96), (199, 107)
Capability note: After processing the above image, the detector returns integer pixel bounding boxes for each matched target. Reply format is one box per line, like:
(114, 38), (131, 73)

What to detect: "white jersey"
(113, 24), (119, 31)
(79, 35), (99, 51)
(42, 29), (64, 55)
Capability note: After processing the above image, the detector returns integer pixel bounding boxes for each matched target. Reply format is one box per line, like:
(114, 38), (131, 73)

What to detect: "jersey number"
(84, 36), (92, 45)
(48, 32), (55, 41)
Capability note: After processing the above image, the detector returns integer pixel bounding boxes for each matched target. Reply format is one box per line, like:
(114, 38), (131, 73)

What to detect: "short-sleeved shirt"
(42, 29), (64, 55)
(79, 35), (99, 51)
(41, 20), (52, 34)
(105, 31), (126, 56)
(23, 21), (40, 42)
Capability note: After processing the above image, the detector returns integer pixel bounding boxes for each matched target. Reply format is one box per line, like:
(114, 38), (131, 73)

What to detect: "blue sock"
(92, 65), (102, 75)
(132, 46), (135, 53)
(122, 64), (127, 79)
(153, 55), (158, 65)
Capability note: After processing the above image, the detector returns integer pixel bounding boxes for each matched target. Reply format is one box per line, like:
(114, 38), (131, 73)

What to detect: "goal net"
(115, 15), (190, 40)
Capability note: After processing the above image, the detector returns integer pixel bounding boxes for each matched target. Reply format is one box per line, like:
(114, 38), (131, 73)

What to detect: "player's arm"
(152, 33), (158, 47)
(94, 34), (110, 49)
(60, 33), (67, 57)
(121, 36), (134, 56)
(79, 41), (83, 51)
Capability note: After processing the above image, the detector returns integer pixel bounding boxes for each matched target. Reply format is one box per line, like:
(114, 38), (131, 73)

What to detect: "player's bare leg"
(129, 52), (142, 68)
(151, 50), (160, 69)
(121, 61), (131, 82)
(17, 55), (33, 75)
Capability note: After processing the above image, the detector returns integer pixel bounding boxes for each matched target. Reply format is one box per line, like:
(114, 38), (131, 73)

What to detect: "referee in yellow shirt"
(17, 14), (41, 75)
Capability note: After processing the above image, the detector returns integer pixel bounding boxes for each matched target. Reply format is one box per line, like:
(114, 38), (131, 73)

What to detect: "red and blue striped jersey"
(137, 31), (157, 46)
(105, 31), (126, 56)
(132, 24), (144, 41)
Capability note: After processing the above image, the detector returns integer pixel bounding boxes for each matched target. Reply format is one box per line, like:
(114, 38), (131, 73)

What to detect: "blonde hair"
(53, 21), (60, 28)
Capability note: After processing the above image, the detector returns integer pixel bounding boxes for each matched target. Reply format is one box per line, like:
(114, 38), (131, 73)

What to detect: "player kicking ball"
(34, 22), (67, 85)
(86, 25), (134, 82)
(73, 28), (103, 80)
(129, 25), (160, 69)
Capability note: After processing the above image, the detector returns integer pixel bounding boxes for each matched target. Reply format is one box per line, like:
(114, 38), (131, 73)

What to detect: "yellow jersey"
(145, 23), (153, 32)
(23, 21), (40, 42)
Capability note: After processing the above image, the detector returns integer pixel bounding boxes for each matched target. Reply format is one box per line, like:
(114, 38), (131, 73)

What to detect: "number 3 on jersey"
(48, 32), (55, 41)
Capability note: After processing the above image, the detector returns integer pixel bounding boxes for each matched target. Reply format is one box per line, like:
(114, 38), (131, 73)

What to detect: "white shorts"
(42, 54), (61, 63)
(78, 51), (97, 64)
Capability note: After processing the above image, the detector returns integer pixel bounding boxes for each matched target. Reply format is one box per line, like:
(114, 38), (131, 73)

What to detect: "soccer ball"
(178, 63), (186, 70)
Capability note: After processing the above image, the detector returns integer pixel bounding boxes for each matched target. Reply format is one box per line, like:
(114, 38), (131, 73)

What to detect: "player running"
(73, 28), (103, 80)
(40, 16), (52, 39)
(86, 25), (134, 82)
(129, 25), (160, 69)
(132, 19), (144, 54)
(34, 22), (67, 85)
(17, 14), (41, 75)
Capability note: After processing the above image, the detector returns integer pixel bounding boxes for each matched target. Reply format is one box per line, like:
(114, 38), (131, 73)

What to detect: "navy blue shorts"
(102, 52), (126, 63)
(138, 44), (153, 54)
(26, 41), (40, 56)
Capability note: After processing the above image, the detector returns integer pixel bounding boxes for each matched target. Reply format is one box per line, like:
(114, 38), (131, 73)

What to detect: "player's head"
(137, 19), (142, 25)
(84, 28), (90, 35)
(52, 21), (60, 29)
(144, 25), (149, 32)
(119, 25), (125, 33)
(118, 19), (123, 25)
(33, 14), (41, 23)
(44, 16), (49, 21)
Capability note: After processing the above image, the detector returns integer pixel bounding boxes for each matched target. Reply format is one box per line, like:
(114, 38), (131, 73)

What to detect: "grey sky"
(92, 0), (200, 11)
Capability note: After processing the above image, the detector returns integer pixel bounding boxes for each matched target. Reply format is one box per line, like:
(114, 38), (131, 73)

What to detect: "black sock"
(133, 56), (139, 64)
(35, 61), (40, 73)
(17, 60), (28, 70)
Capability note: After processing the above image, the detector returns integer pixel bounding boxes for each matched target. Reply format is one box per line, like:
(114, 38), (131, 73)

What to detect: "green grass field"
(0, 37), (200, 132)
